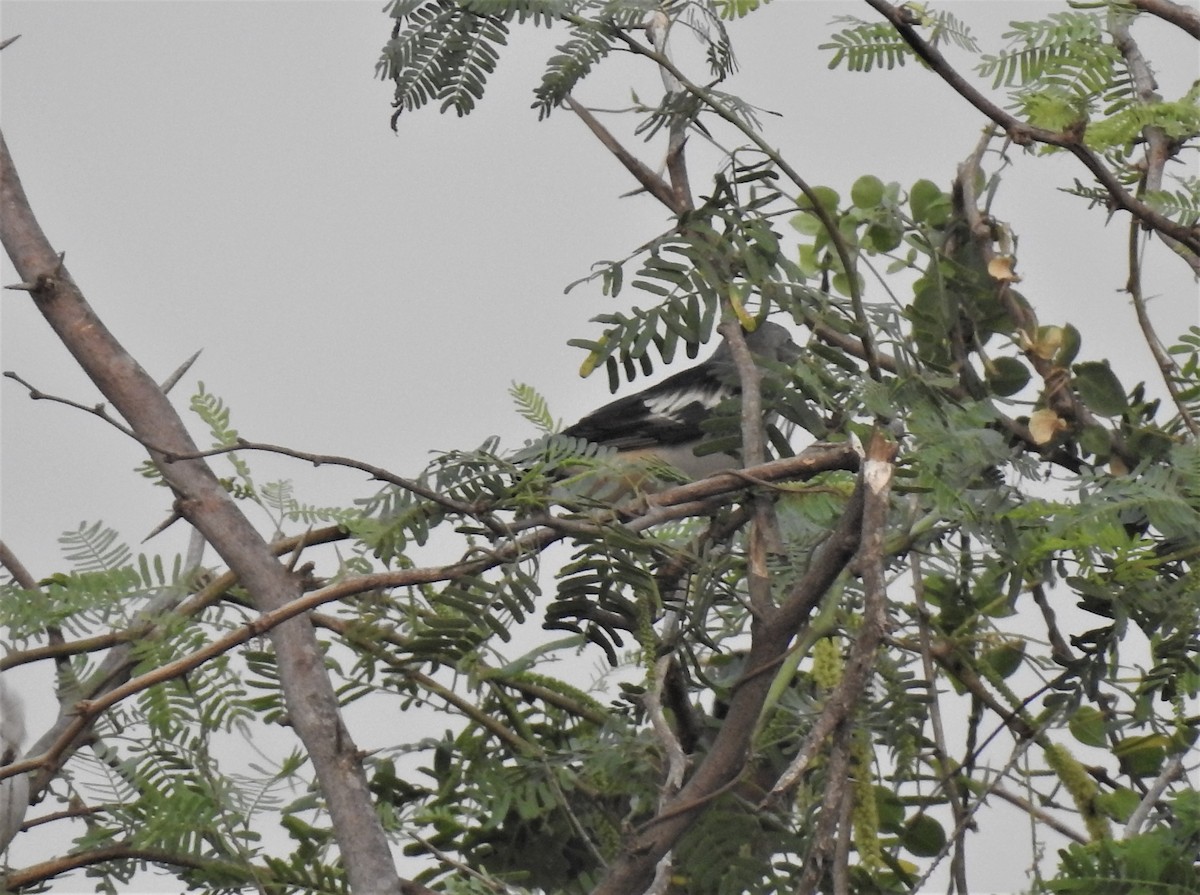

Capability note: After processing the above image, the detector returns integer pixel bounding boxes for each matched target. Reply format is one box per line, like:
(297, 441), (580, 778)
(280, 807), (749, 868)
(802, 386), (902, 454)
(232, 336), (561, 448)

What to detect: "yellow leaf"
(579, 335), (608, 378)
(987, 254), (1021, 282)
(1029, 409), (1065, 444)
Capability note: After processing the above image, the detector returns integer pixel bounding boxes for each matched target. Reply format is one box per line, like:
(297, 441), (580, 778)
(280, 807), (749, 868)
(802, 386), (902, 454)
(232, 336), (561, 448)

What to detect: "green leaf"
(1113, 734), (1170, 777)
(901, 814), (946, 856)
(1094, 787), (1140, 823)
(909, 179), (947, 224)
(982, 640), (1025, 679)
(713, 0), (772, 19)
(1056, 323), (1082, 365)
(851, 174), (885, 209)
(1073, 361), (1128, 416)
(1078, 424), (1112, 460)
(874, 785), (906, 832)
(986, 356), (1031, 397)
(797, 185), (840, 214)
(509, 381), (557, 433)
(790, 211), (823, 236)
(865, 222), (903, 252)
(1068, 705), (1107, 748)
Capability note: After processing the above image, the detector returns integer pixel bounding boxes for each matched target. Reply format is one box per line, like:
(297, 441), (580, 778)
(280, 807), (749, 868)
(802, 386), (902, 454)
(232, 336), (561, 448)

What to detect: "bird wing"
(562, 365), (733, 451)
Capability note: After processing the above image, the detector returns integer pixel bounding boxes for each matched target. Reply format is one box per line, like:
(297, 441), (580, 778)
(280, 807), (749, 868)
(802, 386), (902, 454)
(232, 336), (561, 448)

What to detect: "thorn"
(4, 281), (37, 292)
(53, 251), (66, 275)
(142, 511), (183, 543)
(160, 349), (202, 395)
(0, 35), (20, 52)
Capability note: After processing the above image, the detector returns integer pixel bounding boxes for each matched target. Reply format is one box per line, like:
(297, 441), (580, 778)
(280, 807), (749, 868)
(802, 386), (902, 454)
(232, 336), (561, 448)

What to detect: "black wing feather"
(562, 364), (732, 451)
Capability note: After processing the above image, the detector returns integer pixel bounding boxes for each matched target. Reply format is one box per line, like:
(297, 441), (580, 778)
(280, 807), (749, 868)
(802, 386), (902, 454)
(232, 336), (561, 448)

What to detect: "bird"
(0, 675), (27, 853)
(554, 321), (801, 497)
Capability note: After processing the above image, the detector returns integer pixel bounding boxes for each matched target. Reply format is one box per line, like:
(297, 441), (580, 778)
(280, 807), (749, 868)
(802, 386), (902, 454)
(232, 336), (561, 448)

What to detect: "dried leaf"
(987, 254), (1020, 282)
(1029, 408), (1065, 444)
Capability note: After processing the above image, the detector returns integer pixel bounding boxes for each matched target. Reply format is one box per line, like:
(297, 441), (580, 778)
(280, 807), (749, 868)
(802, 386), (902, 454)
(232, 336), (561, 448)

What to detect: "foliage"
(3, 1), (1198, 894)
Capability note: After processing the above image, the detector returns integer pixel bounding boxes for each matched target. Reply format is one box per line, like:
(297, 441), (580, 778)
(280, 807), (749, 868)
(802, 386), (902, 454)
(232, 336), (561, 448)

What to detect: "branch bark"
(591, 449), (869, 894)
(1129, 0), (1200, 37)
(0, 130), (406, 895)
(864, 0), (1200, 259)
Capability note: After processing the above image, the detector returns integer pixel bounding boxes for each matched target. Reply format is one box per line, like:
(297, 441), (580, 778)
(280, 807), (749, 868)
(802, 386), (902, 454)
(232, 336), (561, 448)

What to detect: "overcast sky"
(0, 2), (1197, 892)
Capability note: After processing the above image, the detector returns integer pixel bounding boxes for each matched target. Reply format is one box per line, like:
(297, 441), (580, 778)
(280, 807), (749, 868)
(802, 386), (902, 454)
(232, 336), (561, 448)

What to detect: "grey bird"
(558, 321), (801, 494)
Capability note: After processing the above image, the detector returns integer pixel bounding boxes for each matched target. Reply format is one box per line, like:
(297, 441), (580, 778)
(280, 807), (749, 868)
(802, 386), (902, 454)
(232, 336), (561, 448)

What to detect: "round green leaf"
(1068, 705), (1107, 748)
(986, 356), (1031, 397)
(866, 222), (903, 252)
(797, 243), (822, 277)
(1078, 424), (1113, 460)
(901, 814), (947, 857)
(797, 185), (840, 214)
(851, 174), (886, 209)
(790, 212), (823, 236)
(831, 270), (863, 297)
(909, 179), (945, 223)
(1073, 361), (1128, 417)
(1055, 323), (1082, 365)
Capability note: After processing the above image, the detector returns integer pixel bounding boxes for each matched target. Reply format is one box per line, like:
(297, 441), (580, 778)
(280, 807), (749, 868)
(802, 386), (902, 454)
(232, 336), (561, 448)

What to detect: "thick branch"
(1129, 0), (1200, 37)
(0, 130), (404, 895)
(718, 318), (780, 615)
(766, 432), (895, 801)
(591, 457), (867, 894)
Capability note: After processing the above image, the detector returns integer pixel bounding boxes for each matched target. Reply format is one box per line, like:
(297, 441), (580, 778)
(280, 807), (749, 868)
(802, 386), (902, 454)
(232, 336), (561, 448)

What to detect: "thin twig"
(911, 557), (969, 893)
(989, 785), (1089, 844)
(565, 12), (882, 380)
(1124, 753), (1185, 835)
(3, 371), (139, 438)
(864, 0), (1200, 257)
(564, 95), (684, 214)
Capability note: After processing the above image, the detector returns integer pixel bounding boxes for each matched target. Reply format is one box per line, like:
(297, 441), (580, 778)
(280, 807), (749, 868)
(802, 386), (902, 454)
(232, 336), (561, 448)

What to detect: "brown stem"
(864, 0), (1200, 257)
(1129, 0), (1200, 37)
(591, 455), (868, 894)
(565, 94), (685, 215)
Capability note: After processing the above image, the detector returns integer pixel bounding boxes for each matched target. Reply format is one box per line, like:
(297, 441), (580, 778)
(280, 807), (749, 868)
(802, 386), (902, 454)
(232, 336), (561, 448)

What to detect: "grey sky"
(1, 1), (1196, 891)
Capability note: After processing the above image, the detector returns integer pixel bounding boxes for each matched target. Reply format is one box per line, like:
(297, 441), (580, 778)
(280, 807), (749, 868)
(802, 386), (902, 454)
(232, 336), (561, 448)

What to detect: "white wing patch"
(640, 381), (731, 423)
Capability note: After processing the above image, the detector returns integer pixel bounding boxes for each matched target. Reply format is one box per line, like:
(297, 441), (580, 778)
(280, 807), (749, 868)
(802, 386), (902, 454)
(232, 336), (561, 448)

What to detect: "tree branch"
(590, 453), (868, 894)
(0, 129), (405, 895)
(864, 0), (1200, 258)
(566, 12), (882, 378)
(1129, 0), (1200, 37)
(565, 94), (686, 214)
(718, 317), (780, 617)
(1110, 9), (1200, 276)
(765, 432), (894, 802)
(1110, 14), (1200, 434)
